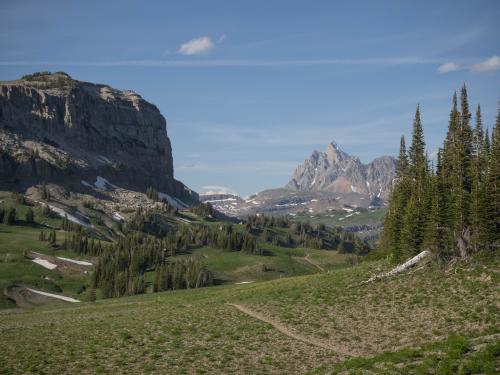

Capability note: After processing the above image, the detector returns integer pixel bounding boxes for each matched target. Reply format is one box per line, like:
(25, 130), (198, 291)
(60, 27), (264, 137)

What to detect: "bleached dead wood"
(360, 250), (431, 285)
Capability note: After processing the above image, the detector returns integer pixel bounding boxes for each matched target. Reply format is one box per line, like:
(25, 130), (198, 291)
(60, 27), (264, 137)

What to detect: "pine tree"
(396, 135), (408, 179)
(25, 208), (35, 224)
(4, 207), (16, 225)
(480, 110), (500, 247)
(470, 104), (485, 251)
(400, 105), (429, 256)
(380, 134), (412, 260)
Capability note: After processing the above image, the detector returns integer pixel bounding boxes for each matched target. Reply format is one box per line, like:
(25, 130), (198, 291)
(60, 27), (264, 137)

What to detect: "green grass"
(0, 192), (91, 308)
(0, 252), (497, 374)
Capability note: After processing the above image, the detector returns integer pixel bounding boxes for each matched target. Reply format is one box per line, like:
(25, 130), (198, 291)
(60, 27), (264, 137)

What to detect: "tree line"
(381, 86), (498, 262)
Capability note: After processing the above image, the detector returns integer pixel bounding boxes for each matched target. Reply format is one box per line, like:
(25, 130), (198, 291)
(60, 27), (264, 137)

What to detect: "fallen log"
(360, 250), (431, 285)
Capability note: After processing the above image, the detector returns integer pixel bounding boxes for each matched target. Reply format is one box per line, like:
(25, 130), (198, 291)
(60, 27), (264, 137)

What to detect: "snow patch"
(96, 155), (112, 165)
(204, 198), (237, 203)
(112, 212), (125, 222)
(350, 185), (357, 193)
(56, 257), (93, 266)
(46, 204), (91, 228)
(158, 192), (188, 209)
(94, 176), (117, 190)
(235, 281), (254, 285)
(81, 180), (93, 188)
(32, 258), (57, 270)
(26, 288), (80, 303)
(342, 207), (353, 213)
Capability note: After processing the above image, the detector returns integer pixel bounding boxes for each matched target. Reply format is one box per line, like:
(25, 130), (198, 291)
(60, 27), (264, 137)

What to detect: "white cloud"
(437, 62), (461, 74)
(0, 57), (450, 67)
(178, 36), (214, 55)
(471, 56), (500, 73)
(199, 185), (236, 195)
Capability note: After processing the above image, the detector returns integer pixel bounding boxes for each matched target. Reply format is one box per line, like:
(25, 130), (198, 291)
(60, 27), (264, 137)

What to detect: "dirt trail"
(228, 303), (353, 357)
(303, 253), (324, 271)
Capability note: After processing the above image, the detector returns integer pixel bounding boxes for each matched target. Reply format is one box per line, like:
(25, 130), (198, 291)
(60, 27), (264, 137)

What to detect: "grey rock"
(286, 141), (396, 201)
(0, 72), (196, 202)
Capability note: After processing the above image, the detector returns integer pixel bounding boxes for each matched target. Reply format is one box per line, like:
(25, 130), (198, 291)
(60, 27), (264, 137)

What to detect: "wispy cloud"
(437, 62), (462, 74)
(471, 55), (500, 73)
(0, 57), (452, 67)
(437, 56), (500, 74)
(178, 36), (214, 55)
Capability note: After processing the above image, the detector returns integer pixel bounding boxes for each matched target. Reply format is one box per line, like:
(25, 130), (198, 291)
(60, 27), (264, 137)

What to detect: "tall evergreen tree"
(470, 104), (485, 251)
(396, 135), (408, 179)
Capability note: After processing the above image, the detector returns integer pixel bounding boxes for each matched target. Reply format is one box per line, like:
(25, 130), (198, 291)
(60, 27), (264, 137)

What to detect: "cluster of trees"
(61, 215), (81, 232)
(153, 257), (212, 292)
(381, 86), (499, 261)
(0, 207), (16, 225)
(246, 215), (291, 228)
(193, 224), (261, 254)
(91, 233), (161, 298)
(126, 209), (173, 237)
(189, 202), (215, 218)
(39, 230), (57, 244)
(146, 186), (159, 201)
(245, 215), (369, 254)
(63, 230), (105, 256)
(41, 183), (51, 200)
(91, 233), (213, 298)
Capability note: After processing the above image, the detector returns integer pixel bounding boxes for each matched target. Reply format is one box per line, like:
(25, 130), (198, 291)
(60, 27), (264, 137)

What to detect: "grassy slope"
(0, 193), (93, 308)
(0, 195), (354, 309)
(174, 245), (351, 284)
(0, 252), (497, 374)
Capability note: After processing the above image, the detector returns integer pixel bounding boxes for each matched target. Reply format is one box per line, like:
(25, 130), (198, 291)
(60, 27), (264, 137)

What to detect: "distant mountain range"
(201, 141), (396, 218)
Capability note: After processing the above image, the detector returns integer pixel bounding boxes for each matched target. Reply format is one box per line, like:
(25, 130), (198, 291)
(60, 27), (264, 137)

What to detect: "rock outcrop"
(0, 72), (195, 202)
(286, 141), (396, 201)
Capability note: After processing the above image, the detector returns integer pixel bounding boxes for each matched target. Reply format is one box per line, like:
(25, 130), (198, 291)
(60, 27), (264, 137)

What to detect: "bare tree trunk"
(360, 250), (430, 285)
(457, 227), (470, 258)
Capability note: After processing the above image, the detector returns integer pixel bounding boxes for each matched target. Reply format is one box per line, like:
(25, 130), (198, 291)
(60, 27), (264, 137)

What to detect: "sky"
(1, 1), (499, 197)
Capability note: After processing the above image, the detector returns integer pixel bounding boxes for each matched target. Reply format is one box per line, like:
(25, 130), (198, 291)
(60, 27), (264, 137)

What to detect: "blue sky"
(1, 1), (499, 196)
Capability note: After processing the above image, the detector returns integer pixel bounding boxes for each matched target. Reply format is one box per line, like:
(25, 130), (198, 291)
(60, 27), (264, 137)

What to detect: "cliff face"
(286, 141), (396, 201)
(0, 72), (194, 200)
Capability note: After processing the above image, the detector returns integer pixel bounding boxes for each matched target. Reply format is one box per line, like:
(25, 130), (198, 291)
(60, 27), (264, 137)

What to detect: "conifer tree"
(470, 104), (485, 251)
(396, 135), (408, 179)
(25, 208), (35, 224)
(400, 105), (429, 256)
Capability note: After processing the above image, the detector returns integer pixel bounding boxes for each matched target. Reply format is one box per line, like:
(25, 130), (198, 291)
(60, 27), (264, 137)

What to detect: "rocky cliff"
(286, 141), (396, 201)
(0, 72), (195, 201)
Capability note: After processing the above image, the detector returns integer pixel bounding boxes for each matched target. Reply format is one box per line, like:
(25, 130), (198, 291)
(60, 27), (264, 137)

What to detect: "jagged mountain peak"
(286, 141), (396, 200)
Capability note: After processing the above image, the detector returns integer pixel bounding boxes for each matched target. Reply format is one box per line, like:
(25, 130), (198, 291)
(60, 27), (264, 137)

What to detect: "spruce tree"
(400, 105), (429, 256)
(380, 134), (411, 260)
(470, 104), (485, 251)
(25, 208), (35, 224)
(396, 135), (408, 179)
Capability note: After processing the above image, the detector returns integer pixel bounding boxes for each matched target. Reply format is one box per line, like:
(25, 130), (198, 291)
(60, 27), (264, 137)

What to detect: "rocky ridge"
(0, 72), (195, 203)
